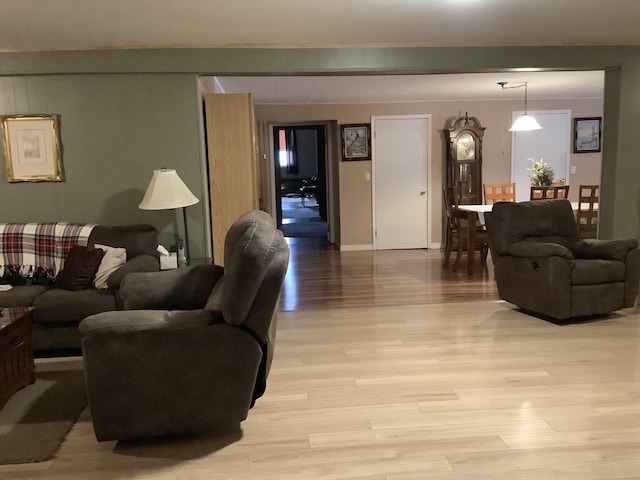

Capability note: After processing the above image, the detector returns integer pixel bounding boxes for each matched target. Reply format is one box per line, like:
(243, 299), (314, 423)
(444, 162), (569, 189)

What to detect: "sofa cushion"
(571, 259), (626, 285)
(33, 288), (117, 325)
(88, 224), (158, 259)
(55, 245), (105, 291)
(0, 285), (49, 307)
(94, 244), (127, 289)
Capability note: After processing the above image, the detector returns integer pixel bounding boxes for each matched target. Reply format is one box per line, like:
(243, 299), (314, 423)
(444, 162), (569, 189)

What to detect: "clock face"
(456, 133), (475, 160)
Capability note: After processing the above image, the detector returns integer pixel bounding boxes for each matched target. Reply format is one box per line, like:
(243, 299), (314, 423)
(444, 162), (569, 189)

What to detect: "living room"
(0, 65), (616, 254)
(2, 1), (640, 478)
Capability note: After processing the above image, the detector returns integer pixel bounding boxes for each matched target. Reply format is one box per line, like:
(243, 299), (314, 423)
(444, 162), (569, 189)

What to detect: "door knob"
(420, 190), (427, 195)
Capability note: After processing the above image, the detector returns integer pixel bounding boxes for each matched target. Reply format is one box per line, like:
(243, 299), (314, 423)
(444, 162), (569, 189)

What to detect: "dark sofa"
(485, 199), (640, 321)
(79, 210), (290, 441)
(0, 224), (159, 351)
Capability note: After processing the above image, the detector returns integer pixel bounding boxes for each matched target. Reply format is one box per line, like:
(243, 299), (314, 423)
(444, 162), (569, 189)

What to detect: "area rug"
(281, 217), (328, 238)
(0, 368), (87, 464)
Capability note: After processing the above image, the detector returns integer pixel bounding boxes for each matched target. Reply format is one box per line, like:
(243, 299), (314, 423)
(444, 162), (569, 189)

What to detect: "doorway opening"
(273, 125), (328, 239)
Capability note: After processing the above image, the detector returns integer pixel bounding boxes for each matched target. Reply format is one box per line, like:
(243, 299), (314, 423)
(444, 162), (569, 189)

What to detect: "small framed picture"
(573, 117), (602, 153)
(341, 123), (371, 161)
(1, 114), (63, 182)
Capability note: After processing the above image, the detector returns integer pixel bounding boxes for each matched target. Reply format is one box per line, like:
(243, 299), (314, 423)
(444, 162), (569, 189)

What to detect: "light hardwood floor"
(3, 240), (640, 479)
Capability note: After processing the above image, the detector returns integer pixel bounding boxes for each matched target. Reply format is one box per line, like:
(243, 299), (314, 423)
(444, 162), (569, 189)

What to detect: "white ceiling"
(1, 0), (618, 103)
(1, 0), (639, 52)
(212, 71), (605, 104)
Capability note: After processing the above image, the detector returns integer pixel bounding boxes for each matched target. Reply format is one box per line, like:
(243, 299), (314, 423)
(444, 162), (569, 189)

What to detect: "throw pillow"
(55, 245), (105, 291)
(94, 244), (127, 289)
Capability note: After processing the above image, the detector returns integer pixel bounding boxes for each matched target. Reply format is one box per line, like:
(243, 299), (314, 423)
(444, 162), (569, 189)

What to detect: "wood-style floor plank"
(279, 238), (498, 311)
(2, 240), (640, 479)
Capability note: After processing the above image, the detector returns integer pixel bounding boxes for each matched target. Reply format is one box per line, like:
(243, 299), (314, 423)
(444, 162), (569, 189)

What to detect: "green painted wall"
(0, 73), (207, 257)
(1, 46), (640, 243)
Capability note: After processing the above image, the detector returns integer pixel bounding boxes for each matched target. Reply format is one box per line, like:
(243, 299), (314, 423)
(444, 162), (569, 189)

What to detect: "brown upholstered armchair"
(79, 210), (289, 441)
(485, 199), (640, 321)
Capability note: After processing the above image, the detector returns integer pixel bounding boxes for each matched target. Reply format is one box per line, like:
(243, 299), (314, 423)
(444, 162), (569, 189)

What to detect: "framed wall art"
(341, 123), (371, 161)
(1, 114), (63, 182)
(573, 117), (602, 153)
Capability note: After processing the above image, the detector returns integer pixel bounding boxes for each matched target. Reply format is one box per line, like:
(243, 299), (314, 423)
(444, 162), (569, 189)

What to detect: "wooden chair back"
(530, 185), (570, 200)
(576, 184), (599, 238)
(443, 186), (461, 232)
(483, 182), (516, 205)
(442, 186), (489, 272)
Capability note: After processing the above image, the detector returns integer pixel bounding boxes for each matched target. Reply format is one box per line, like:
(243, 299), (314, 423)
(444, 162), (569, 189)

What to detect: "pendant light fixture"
(498, 81), (542, 131)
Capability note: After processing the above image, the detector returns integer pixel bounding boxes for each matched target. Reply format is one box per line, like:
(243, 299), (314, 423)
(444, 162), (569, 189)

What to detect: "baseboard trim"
(340, 244), (374, 251)
(340, 243), (443, 251)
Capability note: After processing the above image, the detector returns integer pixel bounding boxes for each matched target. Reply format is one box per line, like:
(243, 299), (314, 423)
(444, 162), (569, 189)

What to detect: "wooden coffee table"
(0, 307), (35, 409)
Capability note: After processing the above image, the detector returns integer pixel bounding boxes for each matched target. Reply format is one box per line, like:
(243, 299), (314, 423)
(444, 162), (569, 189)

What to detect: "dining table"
(456, 202), (585, 275)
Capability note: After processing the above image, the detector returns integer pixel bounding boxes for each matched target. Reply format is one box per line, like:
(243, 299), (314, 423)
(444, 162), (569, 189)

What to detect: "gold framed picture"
(1, 114), (63, 182)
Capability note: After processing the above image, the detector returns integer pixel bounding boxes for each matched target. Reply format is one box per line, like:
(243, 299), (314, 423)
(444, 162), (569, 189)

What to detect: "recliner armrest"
(571, 238), (639, 262)
(79, 309), (220, 337)
(107, 254), (160, 289)
(505, 240), (574, 260)
(120, 264), (224, 310)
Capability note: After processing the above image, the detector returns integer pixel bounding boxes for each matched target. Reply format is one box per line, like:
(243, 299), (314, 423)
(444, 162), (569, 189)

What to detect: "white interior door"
(372, 115), (431, 250)
(511, 110), (571, 201)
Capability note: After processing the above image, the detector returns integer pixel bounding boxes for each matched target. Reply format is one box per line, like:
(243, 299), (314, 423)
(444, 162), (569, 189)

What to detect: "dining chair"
(483, 182), (516, 205)
(442, 186), (488, 272)
(576, 184), (599, 238)
(530, 185), (570, 200)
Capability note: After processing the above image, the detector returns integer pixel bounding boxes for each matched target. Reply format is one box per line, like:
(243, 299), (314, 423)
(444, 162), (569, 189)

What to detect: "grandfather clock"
(444, 113), (485, 205)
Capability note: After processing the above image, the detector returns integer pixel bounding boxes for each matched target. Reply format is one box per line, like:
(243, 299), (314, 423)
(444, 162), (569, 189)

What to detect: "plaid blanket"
(0, 222), (96, 282)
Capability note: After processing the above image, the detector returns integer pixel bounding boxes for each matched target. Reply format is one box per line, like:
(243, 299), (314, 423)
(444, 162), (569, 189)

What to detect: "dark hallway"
(280, 196), (327, 238)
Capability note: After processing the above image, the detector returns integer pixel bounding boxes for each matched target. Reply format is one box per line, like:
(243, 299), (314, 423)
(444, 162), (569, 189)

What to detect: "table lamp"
(138, 168), (199, 266)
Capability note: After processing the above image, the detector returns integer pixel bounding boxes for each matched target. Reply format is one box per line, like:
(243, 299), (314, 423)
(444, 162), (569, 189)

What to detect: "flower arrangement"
(528, 158), (555, 186)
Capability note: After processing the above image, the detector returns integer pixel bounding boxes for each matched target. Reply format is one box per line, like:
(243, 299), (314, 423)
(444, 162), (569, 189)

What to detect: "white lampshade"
(509, 114), (542, 132)
(139, 168), (199, 210)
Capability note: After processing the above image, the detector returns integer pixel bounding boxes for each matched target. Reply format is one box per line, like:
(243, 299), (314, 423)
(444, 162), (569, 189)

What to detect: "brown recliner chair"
(485, 199), (640, 321)
(79, 210), (290, 441)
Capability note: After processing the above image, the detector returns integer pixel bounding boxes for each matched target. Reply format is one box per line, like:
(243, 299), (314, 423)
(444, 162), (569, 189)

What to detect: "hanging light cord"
(498, 81), (529, 113)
